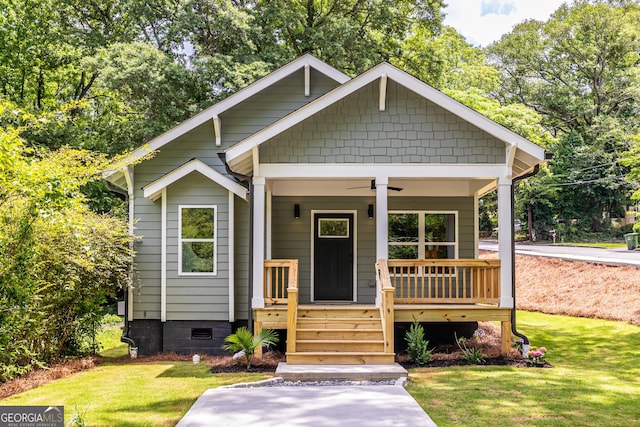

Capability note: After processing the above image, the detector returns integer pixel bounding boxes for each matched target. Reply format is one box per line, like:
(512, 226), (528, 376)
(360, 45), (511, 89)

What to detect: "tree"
(0, 102), (138, 380)
(488, 0), (640, 234)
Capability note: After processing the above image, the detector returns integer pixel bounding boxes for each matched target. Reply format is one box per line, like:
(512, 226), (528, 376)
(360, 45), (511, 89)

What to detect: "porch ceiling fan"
(346, 179), (403, 192)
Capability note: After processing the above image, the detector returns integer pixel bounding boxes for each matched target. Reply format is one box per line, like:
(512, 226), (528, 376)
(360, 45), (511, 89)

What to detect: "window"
(179, 206), (217, 275)
(388, 211), (457, 259)
(318, 218), (350, 238)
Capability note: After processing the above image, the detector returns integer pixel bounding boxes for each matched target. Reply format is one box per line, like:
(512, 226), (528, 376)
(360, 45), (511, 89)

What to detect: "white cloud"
(444, 0), (568, 46)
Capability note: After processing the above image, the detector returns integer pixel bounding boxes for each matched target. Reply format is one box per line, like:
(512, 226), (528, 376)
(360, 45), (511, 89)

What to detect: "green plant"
(66, 403), (89, 427)
(404, 317), (432, 365)
(223, 327), (279, 369)
(455, 333), (485, 364)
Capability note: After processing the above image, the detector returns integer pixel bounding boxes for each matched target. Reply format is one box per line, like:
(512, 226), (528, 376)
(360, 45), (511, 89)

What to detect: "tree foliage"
(489, 0), (640, 235)
(0, 103), (135, 381)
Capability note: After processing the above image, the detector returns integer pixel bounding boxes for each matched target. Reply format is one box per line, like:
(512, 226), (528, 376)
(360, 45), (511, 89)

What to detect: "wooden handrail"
(264, 259), (298, 304)
(376, 259), (395, 355)
(387, 259), (501, 304)
(286, 260), (299, 354)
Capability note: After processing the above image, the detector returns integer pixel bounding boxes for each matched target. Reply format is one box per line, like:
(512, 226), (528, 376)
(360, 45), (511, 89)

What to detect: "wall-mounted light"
(294, 204), (300, 219)
(368, 204), (374, 219)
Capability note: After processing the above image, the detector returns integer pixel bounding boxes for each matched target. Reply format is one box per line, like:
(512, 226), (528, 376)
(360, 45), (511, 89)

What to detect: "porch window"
(388, 211), (458, 259)
(179, 206), (217, 275)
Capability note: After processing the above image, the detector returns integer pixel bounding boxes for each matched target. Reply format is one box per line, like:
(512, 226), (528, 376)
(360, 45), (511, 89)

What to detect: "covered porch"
(255, 258), (512, 364)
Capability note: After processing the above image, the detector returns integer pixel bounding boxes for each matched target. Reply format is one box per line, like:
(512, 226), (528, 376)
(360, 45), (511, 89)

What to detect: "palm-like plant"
(223, 327), (279, 369)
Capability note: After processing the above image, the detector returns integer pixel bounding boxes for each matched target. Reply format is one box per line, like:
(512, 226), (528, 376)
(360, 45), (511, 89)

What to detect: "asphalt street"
(479, 241), (640, 267)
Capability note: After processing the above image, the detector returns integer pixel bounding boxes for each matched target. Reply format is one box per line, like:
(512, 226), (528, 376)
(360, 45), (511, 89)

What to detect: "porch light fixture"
(368, 204), (374, 219)
(294, 204), (300, 219)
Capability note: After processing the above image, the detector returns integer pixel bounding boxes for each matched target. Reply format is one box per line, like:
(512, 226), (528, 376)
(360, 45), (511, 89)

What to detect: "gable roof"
(104, 54), (350, 182)
(142, 159), (248, 201)
(224, 62), (546, 176)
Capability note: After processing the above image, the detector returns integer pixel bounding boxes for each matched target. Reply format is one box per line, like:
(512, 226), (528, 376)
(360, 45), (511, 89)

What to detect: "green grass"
(4, 312), (640, 426)
(406, 311), (640, 426)
(2, 361), (270, 426)
(96, 324), (126, 357)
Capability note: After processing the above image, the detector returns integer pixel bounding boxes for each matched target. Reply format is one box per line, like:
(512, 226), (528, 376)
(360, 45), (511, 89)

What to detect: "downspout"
(509, 163), (541, 347)
(218, 153), (254, 332)
(105, 180), (137, 349)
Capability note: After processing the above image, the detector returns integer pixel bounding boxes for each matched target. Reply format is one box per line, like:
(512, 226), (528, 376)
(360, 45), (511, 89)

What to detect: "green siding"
(234, 195), (250, 320)
(165, 173), (229, 321)
(271, 196), (475, 304)
(131, 69), (338, 321)
(260, 80), (506, 164)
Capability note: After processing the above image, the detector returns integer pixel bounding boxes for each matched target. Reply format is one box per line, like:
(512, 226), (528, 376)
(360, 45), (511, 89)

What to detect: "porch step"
(296, 318), (383, 329)
(296, 339), (385, 352)
(297, 328), (384, 340)
(286, 306), (395, 365)
(286, 352), (396, 365)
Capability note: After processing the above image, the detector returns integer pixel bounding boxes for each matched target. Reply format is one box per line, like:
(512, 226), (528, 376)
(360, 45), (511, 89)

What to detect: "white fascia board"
(259, 163), (507, 179)
(143, 159), (248, 201)
(109, 54), (350, 171)
(225, 62), (545, 168)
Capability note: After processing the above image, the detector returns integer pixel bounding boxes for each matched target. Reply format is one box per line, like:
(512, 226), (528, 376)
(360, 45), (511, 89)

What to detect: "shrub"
(223, 327), (279, 369)
(455, 333), (485, 364)
(405, 317), (432, 365)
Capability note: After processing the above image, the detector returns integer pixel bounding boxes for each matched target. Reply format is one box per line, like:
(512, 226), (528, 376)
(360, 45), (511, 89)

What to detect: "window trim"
(178, 205), (218, 276)
(388, 210), (459, 259)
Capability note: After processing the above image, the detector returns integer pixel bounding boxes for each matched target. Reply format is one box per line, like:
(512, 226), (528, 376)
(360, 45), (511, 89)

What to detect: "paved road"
(479, 241), (640, 267)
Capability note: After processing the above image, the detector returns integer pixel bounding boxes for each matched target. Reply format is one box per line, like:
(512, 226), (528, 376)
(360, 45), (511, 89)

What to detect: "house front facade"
(106, 55), (545, 362)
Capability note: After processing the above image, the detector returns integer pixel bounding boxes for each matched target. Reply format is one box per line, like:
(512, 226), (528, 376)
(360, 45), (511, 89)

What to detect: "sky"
(443, 0), (569, 46)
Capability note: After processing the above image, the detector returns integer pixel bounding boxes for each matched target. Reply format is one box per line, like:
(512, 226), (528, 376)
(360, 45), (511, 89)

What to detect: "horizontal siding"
(130, 68), (339, 321)
(222, 68), (341, 145)
(260, 80), (506, 164)
(234, 196), (250, 320)
(165, 173), (230, 321)
(271, 196), (476, 304)
(271, 196), (376, 304)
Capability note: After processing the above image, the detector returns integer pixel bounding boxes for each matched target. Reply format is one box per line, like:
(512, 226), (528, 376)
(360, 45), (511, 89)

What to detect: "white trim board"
(143, 159), (248, 201)
(225, 62), (545, 170)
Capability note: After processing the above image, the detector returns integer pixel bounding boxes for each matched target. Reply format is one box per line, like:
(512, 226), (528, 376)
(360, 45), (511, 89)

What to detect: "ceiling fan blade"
(346, 180), (403, 191)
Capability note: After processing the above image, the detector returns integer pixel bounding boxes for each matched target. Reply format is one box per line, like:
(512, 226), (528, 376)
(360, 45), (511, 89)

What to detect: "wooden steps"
(286, 307), (395, 365)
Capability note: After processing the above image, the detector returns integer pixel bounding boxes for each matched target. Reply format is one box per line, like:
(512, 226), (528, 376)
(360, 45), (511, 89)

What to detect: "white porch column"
(375, 177), (389, 261)
(497, 177), (514, 308)
(375, 177), (389, 308)
(252, 177), (266, 309)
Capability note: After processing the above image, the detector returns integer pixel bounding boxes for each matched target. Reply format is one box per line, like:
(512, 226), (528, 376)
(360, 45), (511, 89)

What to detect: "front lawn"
(1, 361), (270, 426)
(3, 311), (639, 426)
(406, 311), (640, 426)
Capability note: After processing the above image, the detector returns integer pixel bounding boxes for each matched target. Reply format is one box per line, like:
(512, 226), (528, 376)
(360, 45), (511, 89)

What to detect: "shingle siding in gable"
(259, 80), (506, 164)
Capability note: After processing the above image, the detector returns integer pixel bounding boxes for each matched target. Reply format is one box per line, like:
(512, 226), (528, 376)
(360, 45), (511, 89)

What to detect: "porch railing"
(264, 260), (298, 304)
(387, 259), (501, 304)
(375, 259), (395, 355)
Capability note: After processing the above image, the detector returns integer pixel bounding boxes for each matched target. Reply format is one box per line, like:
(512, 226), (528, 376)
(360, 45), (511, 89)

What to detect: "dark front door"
(313, 213), (354, 301)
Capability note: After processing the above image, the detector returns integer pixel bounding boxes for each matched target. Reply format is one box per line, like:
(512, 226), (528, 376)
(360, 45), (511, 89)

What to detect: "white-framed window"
(388, 211), (458, 259)
(179, 205), (217, 275)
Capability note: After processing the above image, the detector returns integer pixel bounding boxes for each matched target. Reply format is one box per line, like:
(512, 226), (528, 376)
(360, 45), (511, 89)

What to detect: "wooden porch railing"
(375, 259), (395, 355)
(285, 261), (298, 354)
(264, 260), (298, 304)
(387, 259), (501, 304)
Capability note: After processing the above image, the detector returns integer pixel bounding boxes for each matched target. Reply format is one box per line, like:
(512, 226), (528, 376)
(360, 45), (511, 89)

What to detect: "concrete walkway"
(176, 382), (437, 427)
